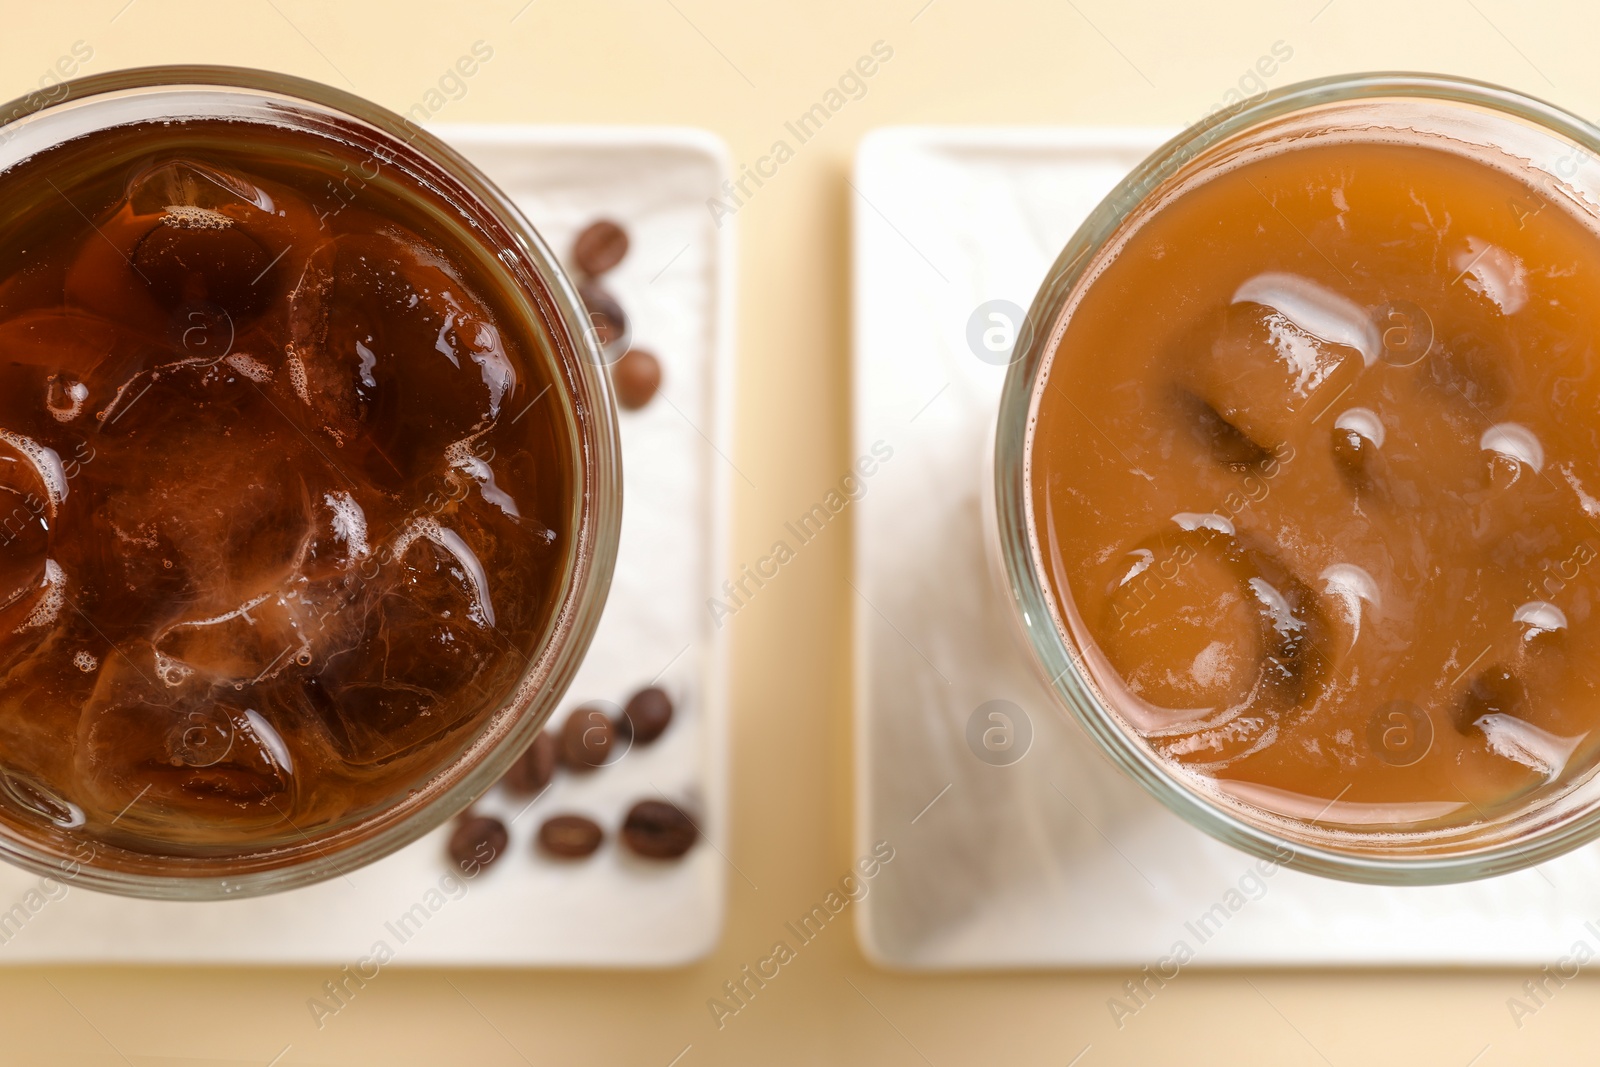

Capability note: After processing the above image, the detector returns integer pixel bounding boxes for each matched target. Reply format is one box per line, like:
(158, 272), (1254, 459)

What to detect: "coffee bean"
(501, 729), (558, 796)
(622, 799), (697, 859)
(448, 814), (508, 874)
(573, 219), (629, 276)
(538, 814), (604, 858)
(561, 704), (615, 770)
(612, 348), (662, 410)
(620, 686), (674, 744)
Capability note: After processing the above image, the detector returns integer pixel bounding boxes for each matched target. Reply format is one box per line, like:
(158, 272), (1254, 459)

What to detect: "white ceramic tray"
(0, 126), (734, 967)
(851, 126), (1600, 970)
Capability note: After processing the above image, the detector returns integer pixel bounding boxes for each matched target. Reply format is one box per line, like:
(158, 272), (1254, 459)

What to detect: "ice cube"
(394, 518), (496, 627)
(131, 217), (271, 315)
(1476, 713), (1583, 780)
(142, 481), (398, 690)
(1231, 272), (1380, 364)
(1183, 295), (1364, 451)
(152, 592), (310, 687)
(1099, 526), (1262, 715)
(125, 158), (316, 267)
(279, 231), (518, 465)
(1098, 520), (1332, 766)
(126, 159), (277, 218)
(75, 653), (296, 831)
(53, 376), (320, 636)
(300, 518), (501, 765)
(67, 159), (319, 337)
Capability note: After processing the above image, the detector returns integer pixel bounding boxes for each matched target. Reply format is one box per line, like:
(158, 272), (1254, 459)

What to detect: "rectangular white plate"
(0, 126), (734, 967)
(852, 126), (1600, 970)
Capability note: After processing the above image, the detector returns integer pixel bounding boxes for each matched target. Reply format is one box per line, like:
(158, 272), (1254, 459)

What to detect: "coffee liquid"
(1031, 140), (1600, 829)
(0, 118), (571, 854)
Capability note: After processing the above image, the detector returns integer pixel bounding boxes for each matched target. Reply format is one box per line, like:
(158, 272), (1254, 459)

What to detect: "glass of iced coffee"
(994, 74), (1600, 883)
(0, 67), (620, 897)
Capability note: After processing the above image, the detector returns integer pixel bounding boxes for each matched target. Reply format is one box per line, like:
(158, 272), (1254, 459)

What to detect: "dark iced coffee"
(0, 117), (573, 858)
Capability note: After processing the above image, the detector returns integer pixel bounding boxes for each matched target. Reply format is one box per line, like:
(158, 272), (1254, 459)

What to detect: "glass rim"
(0, 64), (622, 898)
(994, 71), (1600, 885)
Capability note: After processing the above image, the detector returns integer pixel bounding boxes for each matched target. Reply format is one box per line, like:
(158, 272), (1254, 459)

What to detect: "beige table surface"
(1, 1), (1595, 1063)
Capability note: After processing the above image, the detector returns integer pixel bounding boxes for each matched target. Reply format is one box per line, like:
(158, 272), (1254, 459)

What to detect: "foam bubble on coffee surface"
(0, 430), (68, 513)
(16, 559), (65, 633)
